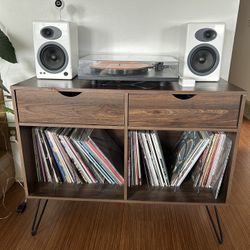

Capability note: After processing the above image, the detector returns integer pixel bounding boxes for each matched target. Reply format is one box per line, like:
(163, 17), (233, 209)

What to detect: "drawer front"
(16, 89), (124, 126)
(129, 93), (241, 128)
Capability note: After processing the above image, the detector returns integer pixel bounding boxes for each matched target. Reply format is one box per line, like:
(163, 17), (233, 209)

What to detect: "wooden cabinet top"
(11, 77), (246, 95)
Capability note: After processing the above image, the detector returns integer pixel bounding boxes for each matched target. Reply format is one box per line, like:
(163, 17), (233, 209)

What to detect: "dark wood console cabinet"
(11, 78), (246, 206)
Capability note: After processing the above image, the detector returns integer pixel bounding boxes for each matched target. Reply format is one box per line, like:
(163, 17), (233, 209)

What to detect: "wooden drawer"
(129, 93), (241, 128)
(16, 89), (124, 126)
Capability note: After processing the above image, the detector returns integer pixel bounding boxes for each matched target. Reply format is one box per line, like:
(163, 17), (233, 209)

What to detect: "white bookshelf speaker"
(179, 23), (225, 82)
(33, 21), (78, 79)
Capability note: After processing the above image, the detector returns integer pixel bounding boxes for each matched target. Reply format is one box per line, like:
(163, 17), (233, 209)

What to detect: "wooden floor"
(0, 121), (250, 250)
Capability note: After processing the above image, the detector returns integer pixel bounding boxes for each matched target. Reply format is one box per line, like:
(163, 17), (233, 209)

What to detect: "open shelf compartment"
(127, 130), (236, 204)
(19, 126), (125, 200)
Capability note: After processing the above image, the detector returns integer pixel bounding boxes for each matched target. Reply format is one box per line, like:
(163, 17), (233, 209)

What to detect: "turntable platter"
(91, 61), (150, 75)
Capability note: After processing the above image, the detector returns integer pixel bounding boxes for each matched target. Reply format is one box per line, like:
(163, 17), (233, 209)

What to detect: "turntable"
(78, 54), (179, 82)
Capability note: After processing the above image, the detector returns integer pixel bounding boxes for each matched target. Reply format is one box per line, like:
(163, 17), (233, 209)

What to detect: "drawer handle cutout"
(58, 91), (82, 97)
(173, 94), (196, 100)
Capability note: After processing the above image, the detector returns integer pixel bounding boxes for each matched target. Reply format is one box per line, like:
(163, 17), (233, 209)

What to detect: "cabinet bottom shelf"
(27, 182), (225, 204)
(128, 182), (225, 204)
(29, 183), (124, 200)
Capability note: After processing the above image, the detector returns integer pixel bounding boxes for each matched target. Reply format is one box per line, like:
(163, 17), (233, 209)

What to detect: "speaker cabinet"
(179, 23), (225, 82)
(33, 21), (78, 79)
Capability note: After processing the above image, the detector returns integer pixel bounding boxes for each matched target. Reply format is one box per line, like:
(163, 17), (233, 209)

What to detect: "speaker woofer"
(188, 44), (220, 76)
(38, 42), (68, 73)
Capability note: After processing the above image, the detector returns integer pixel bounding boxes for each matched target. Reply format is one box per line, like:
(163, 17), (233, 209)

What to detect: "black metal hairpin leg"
(31, 199), (48, 236)
(205, 206), (224, 244)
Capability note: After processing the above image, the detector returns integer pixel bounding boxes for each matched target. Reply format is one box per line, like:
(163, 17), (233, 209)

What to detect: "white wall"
(229, 0), (250, 101)
(0, 0), (240, 84)
(0, 0), (240, 179)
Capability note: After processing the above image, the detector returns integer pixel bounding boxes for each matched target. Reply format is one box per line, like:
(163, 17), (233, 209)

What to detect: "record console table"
(11, 78), (246, 243)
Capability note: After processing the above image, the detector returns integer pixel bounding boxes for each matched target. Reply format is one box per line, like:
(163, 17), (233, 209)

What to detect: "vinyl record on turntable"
(91, 61), (150, 75)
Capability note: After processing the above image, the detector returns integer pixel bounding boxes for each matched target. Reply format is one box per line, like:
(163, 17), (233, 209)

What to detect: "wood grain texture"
(0, 120), (249, 249)
(225, 95), (246, 201)
(18, 123), (125, 130)
(18, 126), (37, 195)
(124, 93), (129, 200)
(11, 77), (246, 94)
(11, 90), (29, 198)
(12, 79), (246, 205)
(127, 183), (225, 204)
(30, 183), (124, 200)
(129, 93), (241, 128)
(16, 89), (125, 126)
(0, 78), (250, 250)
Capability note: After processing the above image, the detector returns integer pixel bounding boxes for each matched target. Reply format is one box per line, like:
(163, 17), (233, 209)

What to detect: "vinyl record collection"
(128, 131), (170, 187)
(191, 132), (232, 199)
(33, 126), (232, 199)
(32, 127), (124, 185)
(171, 131), (211, 187)
(128, 130), (232, 199)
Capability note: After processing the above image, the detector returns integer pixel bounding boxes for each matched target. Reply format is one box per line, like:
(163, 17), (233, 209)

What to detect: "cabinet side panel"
(11, 90), (29, 197)
(19, 127), (37, 194)
(225, 95), (246, 202)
